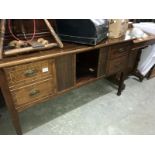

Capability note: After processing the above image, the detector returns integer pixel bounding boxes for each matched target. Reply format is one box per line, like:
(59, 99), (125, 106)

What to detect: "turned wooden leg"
(117, 71), (125, 96)
(0, 70), (22, 135)
(132, 71), (144, 82)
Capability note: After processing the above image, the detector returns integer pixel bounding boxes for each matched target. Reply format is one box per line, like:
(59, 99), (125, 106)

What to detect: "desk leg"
(0, 70), (22, 135)
(117, 71), (125, 96)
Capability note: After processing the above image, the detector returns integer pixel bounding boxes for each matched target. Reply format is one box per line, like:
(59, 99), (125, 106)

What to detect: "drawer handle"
(114, 64), (122, 68)
(114, 62), (125, 68)
(29, 89), (40, 97)
(24, 69), (37, 77)
(119, 48), (125, 52)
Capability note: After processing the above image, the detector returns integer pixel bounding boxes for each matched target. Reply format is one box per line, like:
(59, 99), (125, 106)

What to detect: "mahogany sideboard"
(0, 35), (155, 135)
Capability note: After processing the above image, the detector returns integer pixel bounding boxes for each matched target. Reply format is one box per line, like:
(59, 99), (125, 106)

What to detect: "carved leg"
(132, 71), (144, 82)
(117, 71), (125, 96)
(0, 70), (22, 135)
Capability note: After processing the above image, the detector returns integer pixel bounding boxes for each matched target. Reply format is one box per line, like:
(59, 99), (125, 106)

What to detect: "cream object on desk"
(108, 19), (128, 38)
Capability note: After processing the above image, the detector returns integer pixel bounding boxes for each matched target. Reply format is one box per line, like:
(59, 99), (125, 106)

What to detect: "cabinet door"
(55, 54), (75, 91)
(97, 47), (108, 77)
(128, 49), (139, 74)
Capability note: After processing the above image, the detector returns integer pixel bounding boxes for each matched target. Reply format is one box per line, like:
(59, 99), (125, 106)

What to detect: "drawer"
(4, 59), (56, 86)
(107, 56), (128, 75)
(11, 78), (57, 107)
(109, 42), (130, 59)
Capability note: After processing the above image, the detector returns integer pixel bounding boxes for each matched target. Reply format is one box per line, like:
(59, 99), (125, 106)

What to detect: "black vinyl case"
(55, 19), (109, 45)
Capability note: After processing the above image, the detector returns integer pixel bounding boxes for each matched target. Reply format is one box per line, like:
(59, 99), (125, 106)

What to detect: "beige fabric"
(109, 19), (128, 38)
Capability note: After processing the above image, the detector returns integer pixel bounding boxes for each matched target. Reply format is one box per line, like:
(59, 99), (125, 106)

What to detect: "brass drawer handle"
(24, 69), (37, 77)
(114, 65), (120, 69)
(119, 48), (125, 52)
(29, 89), (40, 97)
(114, 62), (125, 69)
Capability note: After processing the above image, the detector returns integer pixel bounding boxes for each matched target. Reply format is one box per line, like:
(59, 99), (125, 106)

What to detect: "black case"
(55, 19), (109, 45)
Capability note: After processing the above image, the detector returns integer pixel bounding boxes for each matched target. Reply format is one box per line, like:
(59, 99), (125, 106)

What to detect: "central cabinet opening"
(76, 49), (99, 84)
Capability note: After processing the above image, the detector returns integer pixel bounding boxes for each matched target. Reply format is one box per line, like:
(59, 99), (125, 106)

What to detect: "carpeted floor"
(0, 76), (155, 135)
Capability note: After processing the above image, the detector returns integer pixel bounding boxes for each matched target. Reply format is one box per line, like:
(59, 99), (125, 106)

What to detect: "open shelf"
(76, 49), (99, 84)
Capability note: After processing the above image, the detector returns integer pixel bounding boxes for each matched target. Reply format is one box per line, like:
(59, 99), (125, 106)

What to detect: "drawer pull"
(119, 48), (125, 52)
(114, 64), (122, 69)
(24, 69), (37, 77)
(29, 89), (40, 97)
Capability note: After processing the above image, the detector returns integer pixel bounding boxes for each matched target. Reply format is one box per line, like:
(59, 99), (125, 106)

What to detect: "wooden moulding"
(0, 40), (134, 68)
(4, 43), (58, 56)
(0, 19), (6, 59)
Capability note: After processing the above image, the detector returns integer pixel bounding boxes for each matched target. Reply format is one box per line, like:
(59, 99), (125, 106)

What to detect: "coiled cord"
(8, 19), (36, 43)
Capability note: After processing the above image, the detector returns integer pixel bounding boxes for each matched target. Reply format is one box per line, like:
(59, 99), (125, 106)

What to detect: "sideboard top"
(0, 33), (155, 68)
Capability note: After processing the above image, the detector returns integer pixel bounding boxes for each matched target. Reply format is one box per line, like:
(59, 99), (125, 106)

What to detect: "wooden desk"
(0, 35), (155, 135)
(127, 35), (155, 81)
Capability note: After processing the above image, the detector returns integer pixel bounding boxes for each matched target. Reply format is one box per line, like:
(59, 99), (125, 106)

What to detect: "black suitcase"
(55, 19), (109, 45)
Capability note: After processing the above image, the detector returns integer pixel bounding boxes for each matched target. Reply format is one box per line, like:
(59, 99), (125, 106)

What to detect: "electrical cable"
(8, 19), (36, 43)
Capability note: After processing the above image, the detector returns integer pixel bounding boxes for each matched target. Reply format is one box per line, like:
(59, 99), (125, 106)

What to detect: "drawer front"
(107, 56), (128, 75)
(4, 60), (55, 86)
(11, 78), (57, 107)
(109, 43), (130, 59)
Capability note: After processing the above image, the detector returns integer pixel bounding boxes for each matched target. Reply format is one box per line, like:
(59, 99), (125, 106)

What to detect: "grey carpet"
(0, 76), (155, 135)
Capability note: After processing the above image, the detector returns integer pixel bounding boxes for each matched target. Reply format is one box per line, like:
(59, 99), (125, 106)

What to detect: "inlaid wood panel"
(55, 54), (75, 91)
(11, 78), (57, 108)
(106, 56), (128, 76)
(4, 59), (55, 87)
(109, 42), (130, 60)
(97, 47), (108, 77)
